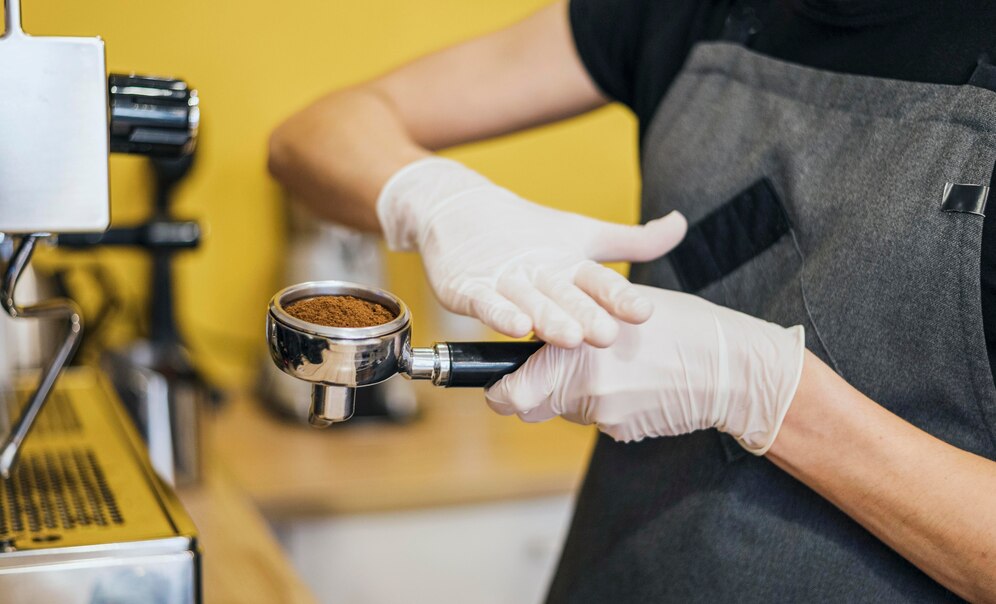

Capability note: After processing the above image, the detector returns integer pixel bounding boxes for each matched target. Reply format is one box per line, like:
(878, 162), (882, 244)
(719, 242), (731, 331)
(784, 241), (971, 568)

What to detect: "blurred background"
(11, 1), (642, 602)
(22, 0), (640, 387)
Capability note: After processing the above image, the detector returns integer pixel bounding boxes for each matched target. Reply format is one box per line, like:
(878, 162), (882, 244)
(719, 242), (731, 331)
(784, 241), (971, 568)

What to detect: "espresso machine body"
(0, 1), (201, 601)
(0, 0), (110, 234)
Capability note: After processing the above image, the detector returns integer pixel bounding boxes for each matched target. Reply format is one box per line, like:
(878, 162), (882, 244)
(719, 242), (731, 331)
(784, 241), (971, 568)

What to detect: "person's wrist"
(765, 351), (873, 469)
(375, 156), (492, 251)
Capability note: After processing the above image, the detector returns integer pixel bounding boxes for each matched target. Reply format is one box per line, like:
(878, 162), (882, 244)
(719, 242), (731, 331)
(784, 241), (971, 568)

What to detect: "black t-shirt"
(570, 0), (996, 382)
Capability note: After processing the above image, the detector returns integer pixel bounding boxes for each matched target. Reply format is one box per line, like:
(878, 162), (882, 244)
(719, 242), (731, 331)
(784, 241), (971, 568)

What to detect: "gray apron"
(547, 42), (996, 602)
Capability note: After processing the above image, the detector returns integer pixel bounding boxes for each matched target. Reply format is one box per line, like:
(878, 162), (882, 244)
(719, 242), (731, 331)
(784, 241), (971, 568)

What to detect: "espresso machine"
(0, 1), (200, 602)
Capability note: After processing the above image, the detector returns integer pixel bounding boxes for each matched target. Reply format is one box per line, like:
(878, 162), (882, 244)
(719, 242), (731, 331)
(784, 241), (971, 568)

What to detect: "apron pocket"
(668, 178), (791, 293)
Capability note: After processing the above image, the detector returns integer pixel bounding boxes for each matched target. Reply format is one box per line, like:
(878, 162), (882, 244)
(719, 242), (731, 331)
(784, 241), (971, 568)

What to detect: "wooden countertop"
(172, 384), (592, 601)
(208, 383), (596, 518)
(177, 463), (317, 604)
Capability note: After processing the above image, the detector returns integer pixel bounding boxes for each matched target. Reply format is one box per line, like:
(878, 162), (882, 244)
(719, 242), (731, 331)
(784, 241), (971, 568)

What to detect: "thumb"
(485, 345), (560, 418)
(586, 211), (688, 263)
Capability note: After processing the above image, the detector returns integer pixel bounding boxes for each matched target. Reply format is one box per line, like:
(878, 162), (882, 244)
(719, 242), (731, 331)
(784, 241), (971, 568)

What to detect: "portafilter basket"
(267, 280), (542, 427)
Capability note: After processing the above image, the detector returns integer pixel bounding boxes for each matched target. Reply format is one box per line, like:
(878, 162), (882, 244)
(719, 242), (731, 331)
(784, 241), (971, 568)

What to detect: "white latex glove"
(376, 157), (687, 348)
(485, 285), (806, 454)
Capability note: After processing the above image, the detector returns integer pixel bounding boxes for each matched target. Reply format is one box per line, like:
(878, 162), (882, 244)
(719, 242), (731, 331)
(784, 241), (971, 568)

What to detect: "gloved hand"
(485, 285), (806, 454)
(376, 157), (687, 348)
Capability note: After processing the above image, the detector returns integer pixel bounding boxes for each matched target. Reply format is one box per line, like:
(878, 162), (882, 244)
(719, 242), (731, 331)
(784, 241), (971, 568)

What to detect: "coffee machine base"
(0, 367), (200, 603)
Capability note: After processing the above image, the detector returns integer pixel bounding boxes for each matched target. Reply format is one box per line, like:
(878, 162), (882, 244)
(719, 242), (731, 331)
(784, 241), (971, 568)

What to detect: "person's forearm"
(768, 351), (996, 602)
(267, 87), (427, 231)
(267, 1), (604, 232)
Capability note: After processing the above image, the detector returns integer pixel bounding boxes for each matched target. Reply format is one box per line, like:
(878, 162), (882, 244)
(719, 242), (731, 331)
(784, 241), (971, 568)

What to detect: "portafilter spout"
(266, 280), (542, 427)
(310, 385), (356, 428)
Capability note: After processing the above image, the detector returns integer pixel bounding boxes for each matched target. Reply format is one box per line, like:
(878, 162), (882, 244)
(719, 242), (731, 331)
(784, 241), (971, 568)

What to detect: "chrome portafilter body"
(267, 281), (411, 426)
(267, 280), (543, 428)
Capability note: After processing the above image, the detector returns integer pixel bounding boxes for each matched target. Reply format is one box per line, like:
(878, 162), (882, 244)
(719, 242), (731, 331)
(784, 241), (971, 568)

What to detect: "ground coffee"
(285, 295), (395, 328)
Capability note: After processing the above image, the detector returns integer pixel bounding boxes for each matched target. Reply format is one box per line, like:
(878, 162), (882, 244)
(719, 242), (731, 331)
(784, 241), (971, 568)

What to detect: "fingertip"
(667, 209), (688, 225)
(486, 398), (518, 417)
(601, 423), (642, 443)
(492, 311), (532, 339)
(508, 313), (533, 338)
(618, 294), (654, 324)
(641, 211), (688, 257)
(585, 317), (619, 348)
(482, 307), (532, 339)
(484, 375), (517, 415)
(537, 321), (584, 349)
(649, 210), (688, 235)
(516, 404), (558, 424)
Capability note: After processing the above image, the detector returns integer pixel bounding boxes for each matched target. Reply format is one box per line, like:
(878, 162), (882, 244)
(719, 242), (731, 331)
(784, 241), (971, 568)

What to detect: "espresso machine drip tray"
(0, 368), (200, 603)
(4, 391), (80, 436)
(1, 446), (124, 547)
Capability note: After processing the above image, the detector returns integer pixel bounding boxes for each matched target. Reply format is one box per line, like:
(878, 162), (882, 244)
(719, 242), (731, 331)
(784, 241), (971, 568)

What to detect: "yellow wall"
(18, 0), (640, 387)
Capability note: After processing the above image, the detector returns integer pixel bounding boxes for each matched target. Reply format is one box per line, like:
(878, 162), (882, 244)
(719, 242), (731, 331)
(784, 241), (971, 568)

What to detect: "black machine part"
(108, 74), (199, 158)
(57, 73), (217, 485)
(56, 221), (200, 249)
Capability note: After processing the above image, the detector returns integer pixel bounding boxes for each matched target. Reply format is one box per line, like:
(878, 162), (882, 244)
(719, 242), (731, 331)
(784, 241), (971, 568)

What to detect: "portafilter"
(267, 280), (542, 426)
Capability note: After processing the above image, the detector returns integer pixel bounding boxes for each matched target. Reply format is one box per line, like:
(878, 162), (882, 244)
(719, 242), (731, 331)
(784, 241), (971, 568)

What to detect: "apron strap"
(969, 53), (996, 93)
(719, 0), (771, 46)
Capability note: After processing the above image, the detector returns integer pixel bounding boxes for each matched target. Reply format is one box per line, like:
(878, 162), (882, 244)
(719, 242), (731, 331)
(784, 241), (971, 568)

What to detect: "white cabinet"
(276, 496), (575, 604)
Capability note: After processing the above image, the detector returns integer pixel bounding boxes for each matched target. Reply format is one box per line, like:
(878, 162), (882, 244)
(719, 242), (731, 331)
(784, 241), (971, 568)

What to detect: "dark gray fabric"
(548, 42), (996, 602)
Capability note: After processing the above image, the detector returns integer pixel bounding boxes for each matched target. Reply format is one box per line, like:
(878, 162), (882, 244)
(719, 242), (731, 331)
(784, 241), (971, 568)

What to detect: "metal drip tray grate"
(0, 447), (123, 545)
(0, 368), (180, 550)
(6, 390), (81, 436)
(0, 368), (198, 601)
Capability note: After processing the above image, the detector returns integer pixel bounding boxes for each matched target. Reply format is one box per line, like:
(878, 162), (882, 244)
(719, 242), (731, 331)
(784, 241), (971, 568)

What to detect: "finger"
(586, 211), (688, 263)
(598, 422), (645, 443)
(485, 392), (518, 417)
(534, 275), (618, 348)
(516, 403), (560, 424)
(485, 345), (558, 416)
(497, 272), (584, 348)
(575, 263), (654, 324)
(461, 283), (533, 338)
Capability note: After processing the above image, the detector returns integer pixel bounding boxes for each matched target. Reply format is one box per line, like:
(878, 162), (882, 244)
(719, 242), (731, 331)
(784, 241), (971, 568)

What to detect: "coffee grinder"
(0, 1), (200, 600)
(58, 74), (210, 487)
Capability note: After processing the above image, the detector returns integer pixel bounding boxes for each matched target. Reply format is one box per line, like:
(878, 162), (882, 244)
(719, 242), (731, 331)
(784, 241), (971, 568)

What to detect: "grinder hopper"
(267, 281), (542, 426)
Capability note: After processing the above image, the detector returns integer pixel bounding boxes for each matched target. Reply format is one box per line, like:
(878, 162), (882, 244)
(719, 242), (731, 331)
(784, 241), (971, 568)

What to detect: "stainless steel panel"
(0, 550), (197, 604)
(0, 0), (110, 233)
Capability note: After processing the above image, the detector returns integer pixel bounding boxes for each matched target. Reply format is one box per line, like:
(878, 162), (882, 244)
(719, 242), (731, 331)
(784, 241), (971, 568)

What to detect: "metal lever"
(0, 235), (83, 477)
(3, 0), (23, 38)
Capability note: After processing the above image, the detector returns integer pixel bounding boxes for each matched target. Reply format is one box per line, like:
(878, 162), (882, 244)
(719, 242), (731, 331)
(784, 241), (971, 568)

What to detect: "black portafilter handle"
(443, 341), (545, 388)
